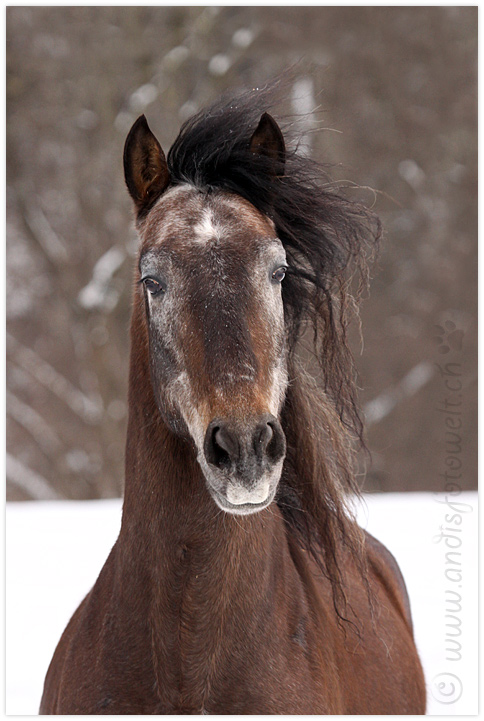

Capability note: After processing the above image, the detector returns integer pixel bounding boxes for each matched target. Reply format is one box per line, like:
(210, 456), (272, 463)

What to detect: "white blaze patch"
(193, 209), (219, 244)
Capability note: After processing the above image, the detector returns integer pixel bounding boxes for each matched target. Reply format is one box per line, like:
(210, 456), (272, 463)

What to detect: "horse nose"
(204, 415), (286, 474)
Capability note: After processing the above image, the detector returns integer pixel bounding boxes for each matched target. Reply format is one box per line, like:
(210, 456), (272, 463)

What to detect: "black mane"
(167, 82), (379, 433)
(167, 81), (381, 622)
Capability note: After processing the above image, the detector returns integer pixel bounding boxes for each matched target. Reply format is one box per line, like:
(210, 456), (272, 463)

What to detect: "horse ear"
(249, 112), (285, 176)
(123, 115), (170, 214)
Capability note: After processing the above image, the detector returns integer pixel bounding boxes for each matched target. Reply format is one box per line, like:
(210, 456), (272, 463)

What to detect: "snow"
(231, 28), (255, 49)
(77, 245), (125, 312)
(129, 83), (159, 113)
(208, 54), (231, 77)
(398, 158), (426, 190)
(162, 45), (190, 71)
(291, 77), (316, 157)
(6, 492), (478, 715)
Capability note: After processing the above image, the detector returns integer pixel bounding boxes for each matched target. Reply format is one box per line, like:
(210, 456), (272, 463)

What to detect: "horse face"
(124, 112), (288, 515)
(137, 185), (288, 514)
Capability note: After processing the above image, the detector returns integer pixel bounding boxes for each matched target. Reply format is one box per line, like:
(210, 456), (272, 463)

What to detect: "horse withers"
(39, 87), (426, 714)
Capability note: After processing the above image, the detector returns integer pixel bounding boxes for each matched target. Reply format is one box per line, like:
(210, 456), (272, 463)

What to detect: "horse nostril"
(205, 423), (239, 470)
(214, 427), (235, 457)
(265, 418), (286, 463)
(254, 422), (273, 458)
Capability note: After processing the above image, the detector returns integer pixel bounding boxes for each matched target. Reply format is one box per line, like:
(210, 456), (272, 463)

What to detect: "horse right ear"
(123, 115), (170, 215)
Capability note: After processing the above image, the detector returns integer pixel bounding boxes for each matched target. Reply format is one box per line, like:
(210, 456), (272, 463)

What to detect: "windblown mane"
(166, 81), (381, 621)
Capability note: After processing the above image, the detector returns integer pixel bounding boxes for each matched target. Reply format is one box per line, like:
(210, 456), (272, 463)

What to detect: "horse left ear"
(249, 113), (285, 176)
(123, 115), (170, 216)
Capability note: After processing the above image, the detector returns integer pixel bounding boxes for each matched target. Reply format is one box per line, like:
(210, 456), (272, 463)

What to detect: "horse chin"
(210, 486), (277, 516)
(197, 447), (285, 515)
(201, 463), (284, 516)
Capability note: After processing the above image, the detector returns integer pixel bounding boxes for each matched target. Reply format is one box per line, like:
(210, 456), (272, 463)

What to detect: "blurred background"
(6, 6), (477, 501)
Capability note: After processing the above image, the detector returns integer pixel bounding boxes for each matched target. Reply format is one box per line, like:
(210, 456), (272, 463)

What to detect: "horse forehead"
(141, 185), (276, 251)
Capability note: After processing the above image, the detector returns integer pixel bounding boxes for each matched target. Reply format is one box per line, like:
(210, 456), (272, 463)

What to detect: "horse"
(39, 85), (426, 714)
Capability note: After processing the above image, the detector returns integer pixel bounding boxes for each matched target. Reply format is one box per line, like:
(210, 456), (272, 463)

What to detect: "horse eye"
(272, 267), (287, 283)
(143, 278), (164, 296)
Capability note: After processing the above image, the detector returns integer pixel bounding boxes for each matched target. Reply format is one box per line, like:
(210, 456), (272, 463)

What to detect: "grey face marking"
(138, 185), (289, 515)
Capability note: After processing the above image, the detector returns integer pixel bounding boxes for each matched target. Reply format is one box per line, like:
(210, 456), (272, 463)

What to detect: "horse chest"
(148, 559), (333, 714)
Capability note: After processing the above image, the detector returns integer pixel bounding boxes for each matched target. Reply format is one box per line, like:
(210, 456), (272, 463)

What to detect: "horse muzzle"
(202, 414), (286, 515)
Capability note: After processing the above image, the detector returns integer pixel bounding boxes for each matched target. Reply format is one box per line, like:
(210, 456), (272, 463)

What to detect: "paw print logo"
(434, 321), (464, 354)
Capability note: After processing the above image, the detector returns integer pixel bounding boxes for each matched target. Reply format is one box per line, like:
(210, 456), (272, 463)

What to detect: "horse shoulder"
(39, 545), (122, 714)
(39, 590), (92, 713)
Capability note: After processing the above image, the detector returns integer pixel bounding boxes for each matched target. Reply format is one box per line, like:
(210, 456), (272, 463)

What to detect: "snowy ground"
(6, 492), (478, 715)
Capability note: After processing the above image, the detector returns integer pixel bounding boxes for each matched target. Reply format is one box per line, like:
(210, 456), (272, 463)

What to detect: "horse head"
(124, 113), (288, 514)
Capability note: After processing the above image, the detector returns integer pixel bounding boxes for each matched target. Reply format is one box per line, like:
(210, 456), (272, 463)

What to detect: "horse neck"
(119, 297), (291, 599)
(112, 301), (316, 710)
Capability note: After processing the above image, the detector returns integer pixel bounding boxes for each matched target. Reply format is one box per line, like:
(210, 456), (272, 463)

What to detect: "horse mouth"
(210, 487), (276, 516)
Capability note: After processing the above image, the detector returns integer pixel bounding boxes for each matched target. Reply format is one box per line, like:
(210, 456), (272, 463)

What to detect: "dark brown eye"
(143, 277), (164, 296)
(272, 267), (287, 283)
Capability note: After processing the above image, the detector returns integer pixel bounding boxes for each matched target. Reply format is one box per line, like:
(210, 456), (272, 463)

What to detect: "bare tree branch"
(6, 334), (103, 424)
(364, 362), (434, 427)
(6, 453), (61, 500)
(7, 391), (63, 456)
(22, 198), (69, 264)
